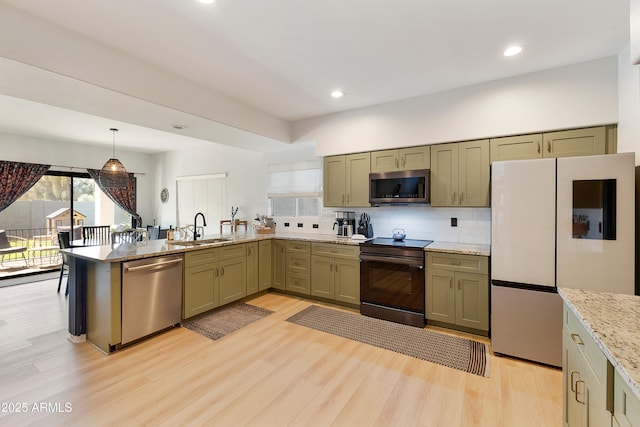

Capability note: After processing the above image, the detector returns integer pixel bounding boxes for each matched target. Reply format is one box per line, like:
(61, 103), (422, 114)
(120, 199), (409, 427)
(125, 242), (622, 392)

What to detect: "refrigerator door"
(491, 158), (556, 287)
(556, 153), (635, 294)
(491, 285), (563, 367)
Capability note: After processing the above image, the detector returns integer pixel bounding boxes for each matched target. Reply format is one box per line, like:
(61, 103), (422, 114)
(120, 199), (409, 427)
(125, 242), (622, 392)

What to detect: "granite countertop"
(558, 287), (640, 401)
(63, 231), (490, 262)
(425, 241), (490, 257)
(62, 232), (365, 263)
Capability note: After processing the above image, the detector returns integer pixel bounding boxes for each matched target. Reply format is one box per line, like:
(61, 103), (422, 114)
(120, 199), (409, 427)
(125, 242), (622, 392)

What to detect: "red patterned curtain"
(87, 169), (138, 219)
(0, 161), (50, 212)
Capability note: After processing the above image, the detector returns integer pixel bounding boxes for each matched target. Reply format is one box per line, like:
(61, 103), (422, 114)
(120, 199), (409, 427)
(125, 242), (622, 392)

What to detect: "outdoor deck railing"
(0, 227), (63, 271)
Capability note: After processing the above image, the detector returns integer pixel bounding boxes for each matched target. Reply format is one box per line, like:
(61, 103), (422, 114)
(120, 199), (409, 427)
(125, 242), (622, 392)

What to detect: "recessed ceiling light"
(331, 90), (344, 98)
(504, 46), (523, 57)
(173, 125), (188, 130)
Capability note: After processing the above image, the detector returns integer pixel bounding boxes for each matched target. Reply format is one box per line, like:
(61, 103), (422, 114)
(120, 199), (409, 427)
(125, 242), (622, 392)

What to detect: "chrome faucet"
(193, 212), (207, 241)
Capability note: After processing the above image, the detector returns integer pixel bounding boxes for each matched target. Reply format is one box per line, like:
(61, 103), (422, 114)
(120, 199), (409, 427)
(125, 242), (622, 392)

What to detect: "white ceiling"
(0, 0), (631, 153)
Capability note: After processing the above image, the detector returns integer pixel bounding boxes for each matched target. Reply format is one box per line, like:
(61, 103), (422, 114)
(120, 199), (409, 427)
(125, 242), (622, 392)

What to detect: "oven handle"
(360, 253), (424, 269)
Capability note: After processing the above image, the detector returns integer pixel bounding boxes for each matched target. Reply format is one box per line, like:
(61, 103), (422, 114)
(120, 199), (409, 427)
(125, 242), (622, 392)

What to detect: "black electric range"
(361, 237), (433, 249)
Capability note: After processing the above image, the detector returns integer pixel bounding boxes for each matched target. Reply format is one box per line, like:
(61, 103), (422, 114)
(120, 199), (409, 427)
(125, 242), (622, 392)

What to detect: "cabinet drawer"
(426, 252), (488, 274)
(184, 248), (218, 267)
(287, 272), (311, 295)
(564, 306), (608, 384)
(311, 242), (359, 260)
(286, 241), (311, 254)
(286, 253), (310, 273)
(219, 243), (246, 260)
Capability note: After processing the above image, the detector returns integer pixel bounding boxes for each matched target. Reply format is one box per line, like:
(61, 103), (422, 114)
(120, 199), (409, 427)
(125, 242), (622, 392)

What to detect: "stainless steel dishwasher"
(121, 254), (183, 345)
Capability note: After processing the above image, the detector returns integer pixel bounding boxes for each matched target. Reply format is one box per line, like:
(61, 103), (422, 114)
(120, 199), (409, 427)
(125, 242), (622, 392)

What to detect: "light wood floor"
(0, 279), (562, 426)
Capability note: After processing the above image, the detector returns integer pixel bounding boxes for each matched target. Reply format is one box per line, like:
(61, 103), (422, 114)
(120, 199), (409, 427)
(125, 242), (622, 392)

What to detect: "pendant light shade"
(100, 128), (129, 188)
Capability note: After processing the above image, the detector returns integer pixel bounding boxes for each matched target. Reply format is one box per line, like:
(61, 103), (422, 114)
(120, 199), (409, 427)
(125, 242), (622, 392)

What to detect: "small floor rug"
(287, 305), (489, 377)
(183, 303), (273, 341)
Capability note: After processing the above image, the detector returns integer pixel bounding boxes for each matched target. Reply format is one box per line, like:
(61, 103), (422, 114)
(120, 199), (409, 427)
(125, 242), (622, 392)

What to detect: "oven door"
(360, 253), (425, 313)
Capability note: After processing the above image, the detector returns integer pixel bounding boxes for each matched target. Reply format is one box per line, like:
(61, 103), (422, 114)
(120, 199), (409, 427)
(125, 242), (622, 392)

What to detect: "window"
(268, 160), (322, 217)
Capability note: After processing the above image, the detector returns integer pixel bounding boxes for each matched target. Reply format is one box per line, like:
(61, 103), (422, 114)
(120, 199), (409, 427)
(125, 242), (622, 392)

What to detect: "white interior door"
(491, 158), (556, 287)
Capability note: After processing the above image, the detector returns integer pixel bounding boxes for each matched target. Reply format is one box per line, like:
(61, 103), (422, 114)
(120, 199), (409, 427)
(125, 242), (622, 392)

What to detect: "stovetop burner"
(362, 237), (433, 249)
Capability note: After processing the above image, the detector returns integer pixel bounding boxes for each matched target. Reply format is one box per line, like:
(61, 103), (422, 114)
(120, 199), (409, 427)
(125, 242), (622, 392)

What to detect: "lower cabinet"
(272, 240), (286, 290)
(258, 240), (272, 291)
(613, 369), (640, 427)
(563, 304), (613, 427)
(425, 252), (488, 333)
(183, 245), (247, 319)
(285, 241), (311, 295)
(310, 243), (360, 305)
(246, 242), (259, 296)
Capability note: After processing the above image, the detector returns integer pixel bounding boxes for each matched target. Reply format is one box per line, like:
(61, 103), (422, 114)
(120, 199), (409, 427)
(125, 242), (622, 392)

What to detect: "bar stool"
(220, 219), (248, 233)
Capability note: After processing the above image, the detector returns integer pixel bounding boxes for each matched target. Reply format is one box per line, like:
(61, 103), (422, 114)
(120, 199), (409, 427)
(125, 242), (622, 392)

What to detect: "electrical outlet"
(297, 223), (304, 228)
(451, 217), (457, 227)
(284, 222), (290, 227)
(312, 224), (319, 229)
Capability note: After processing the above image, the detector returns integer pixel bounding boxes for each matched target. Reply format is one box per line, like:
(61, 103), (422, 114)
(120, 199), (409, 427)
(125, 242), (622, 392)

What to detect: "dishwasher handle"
(124, 258), (182, 272)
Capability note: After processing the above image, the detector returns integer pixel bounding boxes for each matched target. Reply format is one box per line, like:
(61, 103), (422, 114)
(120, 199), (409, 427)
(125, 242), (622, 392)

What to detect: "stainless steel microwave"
(369, 169), (430, 205)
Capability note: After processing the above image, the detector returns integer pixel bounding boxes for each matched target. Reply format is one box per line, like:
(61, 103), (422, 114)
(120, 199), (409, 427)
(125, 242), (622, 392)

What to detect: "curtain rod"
(48, 163), (146, 176)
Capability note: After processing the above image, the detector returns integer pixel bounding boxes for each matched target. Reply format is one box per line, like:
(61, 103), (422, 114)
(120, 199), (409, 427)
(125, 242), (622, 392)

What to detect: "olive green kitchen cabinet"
(563, 304), (613, 427)
(183, 248), (219, 319)
(490, 126), (617, 163)
(258, 240), (272, 291)
(425, 252), (489, 334)
(310, 242), (360, 305)
(285, 241), (311, 295)
(370, 146), (430, 173)
(246, 242), (259, 296)
(272, 239), (286, 290)
(430, 139), (490, 207)
(490, 134), (544, 163)
(323, 153), (371, 207)
(613, 369), (640, 427)
(218, 255), (247, 305)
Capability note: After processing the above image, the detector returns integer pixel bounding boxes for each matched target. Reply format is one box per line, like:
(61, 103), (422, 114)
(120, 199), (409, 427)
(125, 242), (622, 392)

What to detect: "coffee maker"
(333, 211), (356, 237)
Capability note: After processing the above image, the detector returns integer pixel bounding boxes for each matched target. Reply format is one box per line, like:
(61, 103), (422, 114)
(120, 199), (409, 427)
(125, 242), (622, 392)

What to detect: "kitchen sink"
(167, 238), (231, 246)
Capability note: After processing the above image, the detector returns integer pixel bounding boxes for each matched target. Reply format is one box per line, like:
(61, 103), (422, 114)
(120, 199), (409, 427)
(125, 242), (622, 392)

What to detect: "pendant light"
(100, 128), (129, 188)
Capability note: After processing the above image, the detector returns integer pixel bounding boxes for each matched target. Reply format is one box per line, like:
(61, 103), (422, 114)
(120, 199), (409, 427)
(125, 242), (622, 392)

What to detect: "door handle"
(215, 267), (219, 277)
(221, 266), (225, 276)
(537, 142), (540, 153)
(547, 141), (551, 153)
(575, 379), (586, 404)
(570, 370), (580, 392)
(395, 158), (399, 168)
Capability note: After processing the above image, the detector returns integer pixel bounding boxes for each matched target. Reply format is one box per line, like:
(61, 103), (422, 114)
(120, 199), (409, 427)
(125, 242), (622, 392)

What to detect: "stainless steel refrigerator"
(491, 153), (635, 367)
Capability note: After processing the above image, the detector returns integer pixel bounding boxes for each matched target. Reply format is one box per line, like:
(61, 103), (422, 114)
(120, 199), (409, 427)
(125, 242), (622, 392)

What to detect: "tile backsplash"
(273, 206), (491, 245)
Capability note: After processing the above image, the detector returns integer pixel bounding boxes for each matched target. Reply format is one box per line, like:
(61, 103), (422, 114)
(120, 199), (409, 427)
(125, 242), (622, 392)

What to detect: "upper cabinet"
(431, 139), (490, 207)
(323, 153), (371, 207)
(490, 126), (616, 163)
(370, 146), (430, 173)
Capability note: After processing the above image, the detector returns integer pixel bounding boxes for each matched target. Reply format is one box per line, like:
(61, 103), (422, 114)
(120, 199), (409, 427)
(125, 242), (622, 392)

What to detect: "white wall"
(0, 131), (154, 223)
(293, 56), (619, 157)
(151, 143), (269, 234)
(618, 44), (640, 162)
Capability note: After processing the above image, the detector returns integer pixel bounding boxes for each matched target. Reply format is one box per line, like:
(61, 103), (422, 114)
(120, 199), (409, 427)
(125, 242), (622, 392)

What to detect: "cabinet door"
(323, 155), (346, 207)
(219, 257), (246, 305)
(334, 258), (360, 304)
(430, 143), (458, 206)
(564, 329), (588, 427)
(399, 146), (430, 170)
(272, 240), (286, 290)
(345, 152), (371, 207)
(311, 255), (335, 298)
(614, 370), (640, 427)
(458, 139), (490, 207)
(543, 126), (606, 158)
(370, 149), (399, 173)
(246, 242), (259, 296)
(454, 272), (488, 331)
(258, 240), (272, 291)
(490, 134), (543, 163)
(425, 269), (455, 323)
(183, 264), (218, 319)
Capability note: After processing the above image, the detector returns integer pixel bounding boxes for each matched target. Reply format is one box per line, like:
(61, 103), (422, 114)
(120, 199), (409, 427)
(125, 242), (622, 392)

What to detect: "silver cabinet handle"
(537, 142), (541, 153)
(215, 267), (219, 277)
(221, 266), (225, 276)
(547, 141), (551, 153)
(571, 333), (584, 345)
